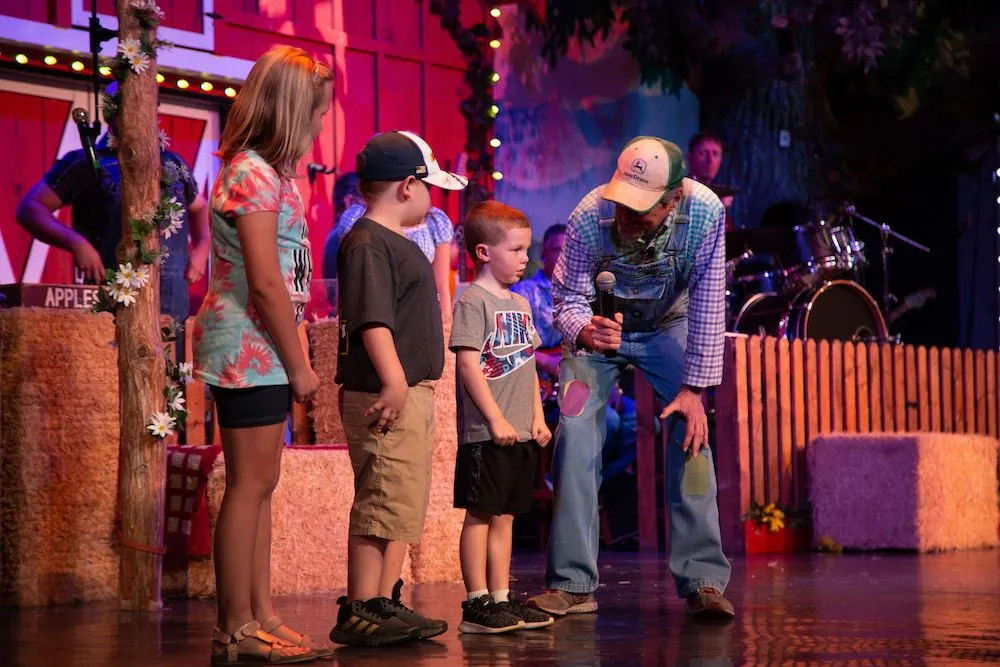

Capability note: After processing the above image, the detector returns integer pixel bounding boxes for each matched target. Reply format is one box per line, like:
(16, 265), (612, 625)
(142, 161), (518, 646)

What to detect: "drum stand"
(842, 203), (930, 321)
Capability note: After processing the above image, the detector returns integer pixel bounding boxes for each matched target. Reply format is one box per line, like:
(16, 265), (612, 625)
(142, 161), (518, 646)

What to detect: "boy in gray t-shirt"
(449, 201), (555, 634)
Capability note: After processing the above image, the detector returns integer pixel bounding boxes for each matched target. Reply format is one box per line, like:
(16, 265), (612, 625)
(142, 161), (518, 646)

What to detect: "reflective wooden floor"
(4, 551), (1000, 666)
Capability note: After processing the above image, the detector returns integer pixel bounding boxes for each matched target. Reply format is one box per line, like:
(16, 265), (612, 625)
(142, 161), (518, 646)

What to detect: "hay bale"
(164, 446), (356, 597)
(0, 309), (119, 606)
(809, 433), (999, 552)
(308, 320), (344, 444)
(409, 320), (463, 583)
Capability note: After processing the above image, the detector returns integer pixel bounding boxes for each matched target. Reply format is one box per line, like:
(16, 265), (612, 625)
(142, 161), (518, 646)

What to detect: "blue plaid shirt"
(552, 180), (727, 388)
(336, 204), (454, 262)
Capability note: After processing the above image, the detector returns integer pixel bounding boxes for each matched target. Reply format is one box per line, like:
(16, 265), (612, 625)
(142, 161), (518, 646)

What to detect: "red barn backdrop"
(0, 0), (481, 312)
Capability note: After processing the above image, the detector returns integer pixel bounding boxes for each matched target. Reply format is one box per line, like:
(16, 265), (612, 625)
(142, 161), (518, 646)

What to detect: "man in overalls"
(527, 136), (734, 620)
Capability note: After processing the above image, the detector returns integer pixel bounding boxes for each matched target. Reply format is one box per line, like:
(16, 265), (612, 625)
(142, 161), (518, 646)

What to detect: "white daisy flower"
(162, 215), (183, 239)
(147, 411), (176, 438)
(131, 264), (150, 289)
(158, 128), (171, 150)
(128, 52), (151, 75)
(169, 393), (186, 412)
(115, 284), (138, 307)
(117, 38), (142, 61)
(105, 283), (123, 302)
(116, 263), (137, 287)
(131, 0), (165, 20)
(177, 362), (194, 383)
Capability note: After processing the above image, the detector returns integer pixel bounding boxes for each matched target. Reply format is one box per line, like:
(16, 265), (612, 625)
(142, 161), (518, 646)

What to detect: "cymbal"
(707, 183), (741, 198)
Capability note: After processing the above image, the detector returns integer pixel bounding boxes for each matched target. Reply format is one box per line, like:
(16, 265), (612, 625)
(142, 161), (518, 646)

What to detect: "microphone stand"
(842, 203), (930, 319)
(84, 2), (117, 150)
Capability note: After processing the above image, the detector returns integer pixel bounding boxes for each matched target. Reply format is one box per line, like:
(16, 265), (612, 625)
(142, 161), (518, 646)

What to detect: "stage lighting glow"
(176, 79), (190, 89)
(200, 81), (213, 92)
(489, 39), (501, 49)
(156, 73), (165, 83)
(15, 54), (28, 65)
(44, 56), (57, 66)
(224, 87), (237, 98)
(99, 66), (112, 76)
(492, 171), (503, 181)
(490, 72), (500, 83)
(71, 61), (85, 71)
(490, 138), (501, 148)
(490, 8), (501, 18)
(489, 104), (499, 117)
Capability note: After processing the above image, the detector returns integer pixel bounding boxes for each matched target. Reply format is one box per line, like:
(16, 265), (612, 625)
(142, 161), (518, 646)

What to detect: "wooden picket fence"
(632, 332), (999, 554)
(171, 318), (314, 445)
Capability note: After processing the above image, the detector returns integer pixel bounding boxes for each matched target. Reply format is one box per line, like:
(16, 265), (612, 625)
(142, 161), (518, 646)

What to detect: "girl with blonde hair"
(193, 45), (333, 664)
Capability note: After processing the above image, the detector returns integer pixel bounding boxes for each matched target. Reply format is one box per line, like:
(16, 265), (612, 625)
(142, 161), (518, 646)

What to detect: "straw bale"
(809, 433), (998, 552)
(0, 309), (119, 605)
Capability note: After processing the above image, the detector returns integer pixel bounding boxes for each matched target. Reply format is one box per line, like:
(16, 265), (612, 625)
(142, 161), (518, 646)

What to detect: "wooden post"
(115, 0), (166, 611)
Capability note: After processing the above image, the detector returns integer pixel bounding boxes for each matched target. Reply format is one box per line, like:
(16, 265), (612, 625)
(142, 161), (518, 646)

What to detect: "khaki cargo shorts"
(339, 381), (435, 543)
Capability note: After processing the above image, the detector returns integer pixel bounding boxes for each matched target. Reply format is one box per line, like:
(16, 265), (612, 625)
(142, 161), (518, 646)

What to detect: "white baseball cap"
(603, 136), (687, 213)
(356, 130), (468, 190)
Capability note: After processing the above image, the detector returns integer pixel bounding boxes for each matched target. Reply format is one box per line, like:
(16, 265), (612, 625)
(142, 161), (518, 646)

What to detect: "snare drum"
(785, 221), (867, 288)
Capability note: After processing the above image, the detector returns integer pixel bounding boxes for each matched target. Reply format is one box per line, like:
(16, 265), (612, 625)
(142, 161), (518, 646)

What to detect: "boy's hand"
(532, 418), (552, 447)
(488, 416), (518, 446)
(366, 381), (409, 431)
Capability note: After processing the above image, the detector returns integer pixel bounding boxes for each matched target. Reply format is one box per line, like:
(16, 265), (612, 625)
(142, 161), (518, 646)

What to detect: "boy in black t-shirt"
(330, 131), (467, 647)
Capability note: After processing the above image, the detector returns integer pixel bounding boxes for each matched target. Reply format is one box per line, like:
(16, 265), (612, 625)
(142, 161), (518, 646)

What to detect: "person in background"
(687, 130), (735, 230)
(321, 170), (363, 284)
(16, 80), (209, 329)
(337, 190), (456, 324)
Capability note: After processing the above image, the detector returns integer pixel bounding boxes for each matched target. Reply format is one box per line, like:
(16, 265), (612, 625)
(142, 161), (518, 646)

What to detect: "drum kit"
(725, 202), (930, 343)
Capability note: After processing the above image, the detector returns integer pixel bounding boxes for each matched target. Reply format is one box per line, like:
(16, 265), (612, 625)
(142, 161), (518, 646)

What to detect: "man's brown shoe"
(526, 590), (598, 616)
(685, 587), (735, 620)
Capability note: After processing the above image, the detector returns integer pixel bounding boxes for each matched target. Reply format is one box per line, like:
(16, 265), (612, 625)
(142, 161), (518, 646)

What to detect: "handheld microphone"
(72, 108), (101, 182)
(307, 162), (336, 184)
(595, 270), (617, 358)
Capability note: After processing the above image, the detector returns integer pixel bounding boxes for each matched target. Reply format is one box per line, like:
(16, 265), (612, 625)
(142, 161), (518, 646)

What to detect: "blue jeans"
(546, 318), (731, 597)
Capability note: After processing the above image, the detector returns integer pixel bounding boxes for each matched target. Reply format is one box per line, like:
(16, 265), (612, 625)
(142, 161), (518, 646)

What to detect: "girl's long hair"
(218, 45), (333, 178)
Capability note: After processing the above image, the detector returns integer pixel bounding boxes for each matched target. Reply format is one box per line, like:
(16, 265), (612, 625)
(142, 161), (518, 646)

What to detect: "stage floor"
(4, 551), (999, 666)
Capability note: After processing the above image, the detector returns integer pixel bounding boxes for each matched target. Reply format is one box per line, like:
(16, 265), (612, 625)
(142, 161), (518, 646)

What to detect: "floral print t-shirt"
(193, 150), (312, 388)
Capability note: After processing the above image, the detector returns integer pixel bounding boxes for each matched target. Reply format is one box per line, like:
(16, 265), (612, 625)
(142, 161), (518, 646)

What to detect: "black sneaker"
(496, 594), (555, 630)
(329, 595), (421, 647)
(370, 579), (448, 640)
(458, 595), (525, 634)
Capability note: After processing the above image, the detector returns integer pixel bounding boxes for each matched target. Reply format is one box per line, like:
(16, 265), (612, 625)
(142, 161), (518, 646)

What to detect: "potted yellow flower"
(743, 502), (811, 554)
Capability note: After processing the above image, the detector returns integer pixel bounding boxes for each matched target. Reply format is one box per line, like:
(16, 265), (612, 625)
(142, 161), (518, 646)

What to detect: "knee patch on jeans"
(561, 380), (590, 417)
(681, 453), (710, 496)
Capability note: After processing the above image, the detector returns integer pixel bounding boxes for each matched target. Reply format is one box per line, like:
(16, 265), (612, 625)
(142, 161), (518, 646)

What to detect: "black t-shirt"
(335, 217), (444, 391)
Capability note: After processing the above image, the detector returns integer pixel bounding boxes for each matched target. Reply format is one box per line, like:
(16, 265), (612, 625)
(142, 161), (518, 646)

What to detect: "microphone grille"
(71, 107), (89, 123)
(595, 271), (616, 292)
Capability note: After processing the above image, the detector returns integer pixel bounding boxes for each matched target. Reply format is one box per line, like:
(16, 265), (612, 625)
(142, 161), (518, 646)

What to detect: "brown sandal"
(260, 616), (336, 660)
(211, 620), (317, 664)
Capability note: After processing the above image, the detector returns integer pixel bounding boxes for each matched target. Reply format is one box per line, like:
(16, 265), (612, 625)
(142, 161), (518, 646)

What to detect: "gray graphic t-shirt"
(450, 283), (542, 445)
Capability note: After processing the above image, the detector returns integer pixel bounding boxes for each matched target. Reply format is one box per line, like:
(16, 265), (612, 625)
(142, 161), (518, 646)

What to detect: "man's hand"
(535, 350), (561, 379)
(660, 386), (708, 457)
(488, 415), (518, 446)
(578, 313), (624, 354)
(71, 238), (105, 283)
(186, 243), (209, 284)
(531, 416), (552, 447)
(365, 380), (409, 431)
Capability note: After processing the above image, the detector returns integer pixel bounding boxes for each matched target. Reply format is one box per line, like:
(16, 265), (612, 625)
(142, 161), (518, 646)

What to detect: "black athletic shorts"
(209, 384), (292, 430)
(454, 440), (539, 515)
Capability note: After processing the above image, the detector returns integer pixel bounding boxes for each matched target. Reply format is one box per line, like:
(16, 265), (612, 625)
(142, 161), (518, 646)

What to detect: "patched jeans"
(546, 317), (731, 597)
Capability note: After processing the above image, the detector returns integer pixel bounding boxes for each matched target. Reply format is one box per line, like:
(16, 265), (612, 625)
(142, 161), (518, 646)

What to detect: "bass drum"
(734, 280), (887, 342)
